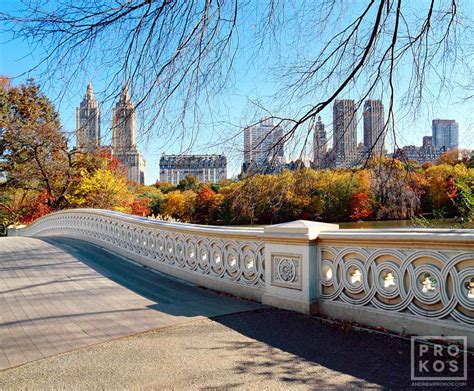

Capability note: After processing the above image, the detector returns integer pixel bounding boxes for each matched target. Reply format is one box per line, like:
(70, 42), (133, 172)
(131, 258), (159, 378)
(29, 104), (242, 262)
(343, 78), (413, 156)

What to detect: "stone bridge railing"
(9, 209), (474, 346)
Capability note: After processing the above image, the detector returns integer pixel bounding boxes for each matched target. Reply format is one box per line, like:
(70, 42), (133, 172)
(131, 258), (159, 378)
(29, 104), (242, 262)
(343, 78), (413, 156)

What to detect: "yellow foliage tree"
(66, 168), (134, 213)
(424, 164), (471, 209)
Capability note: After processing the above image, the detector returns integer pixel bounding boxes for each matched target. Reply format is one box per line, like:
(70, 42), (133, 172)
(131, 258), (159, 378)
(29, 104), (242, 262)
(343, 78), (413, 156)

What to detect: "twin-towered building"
(75, 83), (146, 184)
(240, 103), (386, 174)
(314, 100), (460, 168)
(312, 99), (386, 168)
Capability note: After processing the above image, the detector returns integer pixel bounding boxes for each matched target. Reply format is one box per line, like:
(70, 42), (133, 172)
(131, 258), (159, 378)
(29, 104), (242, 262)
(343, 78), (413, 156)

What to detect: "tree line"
(149, 156), (473, 226)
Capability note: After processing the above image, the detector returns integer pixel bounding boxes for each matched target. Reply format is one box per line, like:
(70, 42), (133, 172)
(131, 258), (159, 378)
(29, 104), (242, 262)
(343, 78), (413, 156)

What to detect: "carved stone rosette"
(271, 253), (302, 290)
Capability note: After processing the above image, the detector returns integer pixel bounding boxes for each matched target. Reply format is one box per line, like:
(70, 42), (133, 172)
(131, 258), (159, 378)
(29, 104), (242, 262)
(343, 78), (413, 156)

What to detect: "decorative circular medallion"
(278, 258), (296, 282)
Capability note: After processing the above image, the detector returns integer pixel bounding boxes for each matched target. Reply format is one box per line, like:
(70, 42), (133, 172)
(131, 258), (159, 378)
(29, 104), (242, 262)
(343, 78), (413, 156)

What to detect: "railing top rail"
(318, 228), (474, 239)
(24, 208), (266, 238)
(20, 209), (474, 245)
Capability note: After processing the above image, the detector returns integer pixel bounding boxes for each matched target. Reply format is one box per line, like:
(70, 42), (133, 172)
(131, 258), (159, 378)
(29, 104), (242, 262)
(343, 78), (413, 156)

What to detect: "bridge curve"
(10, 208), (268, 302)
(8, 209), (474, 348)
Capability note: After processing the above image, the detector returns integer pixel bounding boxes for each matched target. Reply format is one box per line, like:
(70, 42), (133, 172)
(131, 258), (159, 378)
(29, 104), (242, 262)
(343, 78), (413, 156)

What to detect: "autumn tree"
(0, 82), (146, 227)
(0, 80), (80, 224)
(436, 149), (472, 166)
(137, 186), (164, 216)
(66, 167), (131, 212)
(161, 190), (196, 222)
(177, 175), (202, 192)
(194, 187), (222, 224)
(370, 159), (424, 219)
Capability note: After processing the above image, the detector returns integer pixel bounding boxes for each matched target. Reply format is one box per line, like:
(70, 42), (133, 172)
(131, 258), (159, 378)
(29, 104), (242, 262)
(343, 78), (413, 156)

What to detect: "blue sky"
(1, 1), (473, 184)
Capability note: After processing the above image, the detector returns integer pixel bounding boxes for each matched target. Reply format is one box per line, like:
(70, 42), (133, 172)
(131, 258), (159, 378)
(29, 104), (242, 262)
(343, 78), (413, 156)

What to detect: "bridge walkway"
(0, 237), (264, 370)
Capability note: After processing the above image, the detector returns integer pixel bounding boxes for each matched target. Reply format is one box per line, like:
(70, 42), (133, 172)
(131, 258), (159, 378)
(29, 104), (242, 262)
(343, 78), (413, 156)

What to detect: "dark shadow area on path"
(39, 237), (265, 318)
(212, 308), (474, 388)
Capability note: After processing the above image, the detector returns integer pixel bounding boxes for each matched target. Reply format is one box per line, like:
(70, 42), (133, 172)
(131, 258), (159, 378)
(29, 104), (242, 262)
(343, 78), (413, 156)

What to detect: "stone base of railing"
(318, 301), (474, 347)
(262, 294), (319, 315)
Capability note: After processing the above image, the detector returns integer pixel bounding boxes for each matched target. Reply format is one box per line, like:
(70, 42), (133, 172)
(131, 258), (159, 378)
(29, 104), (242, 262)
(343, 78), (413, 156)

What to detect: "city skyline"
(72, 82), (467, 181)
(2, 1), (474, 184)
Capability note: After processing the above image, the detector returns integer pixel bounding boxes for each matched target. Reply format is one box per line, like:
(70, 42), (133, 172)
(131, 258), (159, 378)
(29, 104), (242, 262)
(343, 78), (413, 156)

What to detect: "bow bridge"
(1, 209), (473, 386)
(7, 208), (474, 339)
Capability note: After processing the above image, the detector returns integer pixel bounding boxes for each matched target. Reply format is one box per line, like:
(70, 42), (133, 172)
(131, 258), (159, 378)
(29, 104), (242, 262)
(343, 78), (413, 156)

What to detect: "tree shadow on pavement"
(212, 309), (474, 389)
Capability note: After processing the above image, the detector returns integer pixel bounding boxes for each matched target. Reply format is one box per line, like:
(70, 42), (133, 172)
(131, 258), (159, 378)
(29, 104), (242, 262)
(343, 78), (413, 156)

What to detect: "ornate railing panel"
(318, 243), (474, 327)
(19, 210), (265, 289)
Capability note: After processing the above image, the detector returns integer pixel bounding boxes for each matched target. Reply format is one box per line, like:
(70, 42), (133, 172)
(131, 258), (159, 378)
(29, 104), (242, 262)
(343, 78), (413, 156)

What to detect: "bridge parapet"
(316, 230), (474, 345)
(11, 209), (474, 346)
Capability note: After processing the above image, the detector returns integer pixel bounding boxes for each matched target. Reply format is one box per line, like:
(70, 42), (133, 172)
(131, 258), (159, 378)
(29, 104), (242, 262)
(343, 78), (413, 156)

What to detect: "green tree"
(177, 175), (202, 192)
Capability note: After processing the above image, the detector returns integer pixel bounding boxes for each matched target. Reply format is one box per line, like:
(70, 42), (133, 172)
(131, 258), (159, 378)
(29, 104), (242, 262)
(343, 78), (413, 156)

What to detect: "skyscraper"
(112, 85), (136, 149)
(312, 116), (327, 168)
(363, 99), (385, 158)
(333, 99), (357, 166)
(111, 85), (146, 184)
(76, 83), (100, 149)
(432, 119), (459, 149)
(243, 118), (285, 173)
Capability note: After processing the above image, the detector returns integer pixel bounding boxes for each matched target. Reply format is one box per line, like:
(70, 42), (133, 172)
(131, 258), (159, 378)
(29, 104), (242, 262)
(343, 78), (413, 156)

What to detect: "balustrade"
(11, 209), (474, 346)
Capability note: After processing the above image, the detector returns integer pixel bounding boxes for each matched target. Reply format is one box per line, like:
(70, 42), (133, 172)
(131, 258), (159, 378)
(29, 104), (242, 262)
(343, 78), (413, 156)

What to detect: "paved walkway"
(2, 309), (473, 389)
(0, 237), (263, 370)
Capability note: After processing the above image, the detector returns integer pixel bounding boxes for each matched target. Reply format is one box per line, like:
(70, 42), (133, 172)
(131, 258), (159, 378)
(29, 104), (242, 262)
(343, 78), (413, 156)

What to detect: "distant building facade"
(422, 136), (433, 148)
(160, 154), (227, 185)
(392, 134), (447, 164)
(111, 85), (146, 184)
(432, 119), (459, 149)
(312, 116), (328, 168)
(76, 83), (100, 150)
(333, 100), (357, 167)
(392, 145), (447, 164)
(243, 118), (285, 173)
(363, 99), (385, 158)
